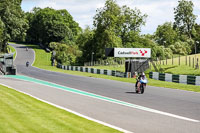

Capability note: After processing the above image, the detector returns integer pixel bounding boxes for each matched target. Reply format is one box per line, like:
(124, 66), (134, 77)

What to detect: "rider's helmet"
(141, 72), (145, 77)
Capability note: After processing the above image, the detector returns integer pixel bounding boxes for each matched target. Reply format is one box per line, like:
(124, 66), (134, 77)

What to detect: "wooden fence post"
(186, 56), (187, 65)
(189, 57), (191, 67)
(193, 58), (194, 68)
(196, 58), (199, 69)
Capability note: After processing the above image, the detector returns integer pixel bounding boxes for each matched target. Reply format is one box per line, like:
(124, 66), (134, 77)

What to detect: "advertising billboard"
(114, 48), (151, 58)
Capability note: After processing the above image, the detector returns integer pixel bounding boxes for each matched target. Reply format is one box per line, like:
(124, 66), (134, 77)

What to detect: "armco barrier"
(57, 64), (129, 78)
(150, 72), (200, 86)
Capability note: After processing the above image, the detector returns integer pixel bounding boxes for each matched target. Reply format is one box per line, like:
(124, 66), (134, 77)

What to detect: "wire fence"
(152, 54), (200, 69)
(84, 54), (200, 71)
(84, 59), (126, 67)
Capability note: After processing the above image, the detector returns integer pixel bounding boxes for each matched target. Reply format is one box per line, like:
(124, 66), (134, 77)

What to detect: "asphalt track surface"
(1, 43), (200, 133)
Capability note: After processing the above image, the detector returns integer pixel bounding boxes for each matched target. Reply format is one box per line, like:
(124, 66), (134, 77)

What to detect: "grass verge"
(0, 85), (121, 133)
(8, 45), (16, 59)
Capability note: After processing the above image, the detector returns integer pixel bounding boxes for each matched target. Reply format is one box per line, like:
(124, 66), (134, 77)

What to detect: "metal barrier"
(0, 62), (5, 75)
(57, 63), (131, 78)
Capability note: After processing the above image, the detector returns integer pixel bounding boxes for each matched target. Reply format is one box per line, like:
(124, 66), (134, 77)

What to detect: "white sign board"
(114, 48), (151, 58)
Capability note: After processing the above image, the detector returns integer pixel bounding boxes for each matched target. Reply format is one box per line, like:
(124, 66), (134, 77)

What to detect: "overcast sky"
(21, 0), (200, 34)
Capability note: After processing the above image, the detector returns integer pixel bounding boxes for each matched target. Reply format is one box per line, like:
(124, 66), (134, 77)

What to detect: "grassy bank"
(8, 45), (16, 59)
(0, 85), (120, 133)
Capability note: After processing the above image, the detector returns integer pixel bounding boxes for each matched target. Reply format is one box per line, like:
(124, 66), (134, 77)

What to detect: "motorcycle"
(26, 61), (29, 67)
(135, 78), (147, 94)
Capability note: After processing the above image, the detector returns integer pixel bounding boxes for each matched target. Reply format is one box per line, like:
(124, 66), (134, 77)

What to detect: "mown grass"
(150, 65), (200, 76)
(164, 54), (200, 66)
(9, 43), (200, 92)
(0, 85), (121, 133)
(8, 45), (16, 59)
(150, 54), (200, 76)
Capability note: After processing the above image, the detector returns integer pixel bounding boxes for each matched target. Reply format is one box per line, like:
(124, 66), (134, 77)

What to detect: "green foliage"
(0, 19), (4, 40)
(26, 7), (81, 47)
(0, 0), (28, 52)
(164, 48), (173, 58)
(193, 24), (200, 53)
(151, 45), (165, 59)
(76, 27), (95, 63)
(174, 0), (196, 38)
(0, 18), (5, 53)
(0, 0), (28, 42)
(49, 42), (82, 65)
(119, 6), (147, 46)
(169, 40), (192, 55)
(90, 0), (147, 60)
(93, 0), (122, 59)
(154, 22), (178, 47)
(154, 0), (198, 57)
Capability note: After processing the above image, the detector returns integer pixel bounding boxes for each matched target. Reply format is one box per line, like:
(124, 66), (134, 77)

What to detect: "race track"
(1, 43), (199, 133)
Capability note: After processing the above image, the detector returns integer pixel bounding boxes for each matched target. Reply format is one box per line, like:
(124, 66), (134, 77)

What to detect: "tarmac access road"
(2, 43), (199, 133)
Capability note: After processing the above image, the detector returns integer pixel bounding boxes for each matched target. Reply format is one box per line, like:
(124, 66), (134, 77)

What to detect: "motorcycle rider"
(136, 72), (146, 92)
(26, 61), (29, 67)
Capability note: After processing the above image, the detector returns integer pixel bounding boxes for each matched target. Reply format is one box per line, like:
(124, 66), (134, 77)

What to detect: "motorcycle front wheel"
(140, 85), (145, 94)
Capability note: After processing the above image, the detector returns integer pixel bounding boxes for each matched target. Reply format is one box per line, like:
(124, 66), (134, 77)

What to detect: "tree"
(93, 0), (147, 60)
(0, 0), (28, 52)
(49, 42), (81, 65)
(169, 40), (191, 55)
(26, 8), (81, 47)
(0, 18), (5, 52)
(0, 0), (28, 41)
(193, 24), (200, 53)
(76, 27), (95, 63)
(93, 0), (122, 59)
(119, 5), (147, 46)
(174, 0), (196, 38)
(154, 22), (178, 47)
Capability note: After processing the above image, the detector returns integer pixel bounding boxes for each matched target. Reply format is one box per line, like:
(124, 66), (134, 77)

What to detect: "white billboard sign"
(114, 48), (151, 58)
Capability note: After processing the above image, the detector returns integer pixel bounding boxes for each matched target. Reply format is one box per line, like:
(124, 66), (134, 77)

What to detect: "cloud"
(21, 0), (200, 34)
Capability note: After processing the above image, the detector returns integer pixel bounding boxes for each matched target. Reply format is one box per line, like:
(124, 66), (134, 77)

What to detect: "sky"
(21, 0), (200, 34)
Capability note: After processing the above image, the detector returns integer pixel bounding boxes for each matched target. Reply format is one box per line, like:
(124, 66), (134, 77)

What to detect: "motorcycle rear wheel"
(135, 87), (139, 93)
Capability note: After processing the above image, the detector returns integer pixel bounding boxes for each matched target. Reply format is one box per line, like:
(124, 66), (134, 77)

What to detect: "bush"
(169, 41), (191, 55)
(49, 42), (82, 65)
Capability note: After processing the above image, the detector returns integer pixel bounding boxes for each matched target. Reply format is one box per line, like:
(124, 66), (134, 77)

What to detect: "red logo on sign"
(139, 50), (148, 56)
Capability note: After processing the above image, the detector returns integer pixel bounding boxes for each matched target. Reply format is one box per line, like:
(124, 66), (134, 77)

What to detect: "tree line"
(0, 0), (199, 65)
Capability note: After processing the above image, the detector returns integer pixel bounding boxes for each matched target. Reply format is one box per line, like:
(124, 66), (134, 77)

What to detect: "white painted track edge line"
(0, 83), (132, 133)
